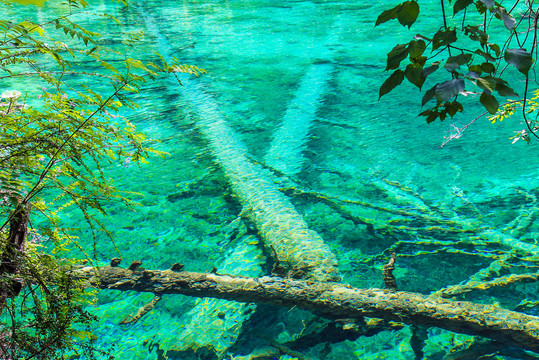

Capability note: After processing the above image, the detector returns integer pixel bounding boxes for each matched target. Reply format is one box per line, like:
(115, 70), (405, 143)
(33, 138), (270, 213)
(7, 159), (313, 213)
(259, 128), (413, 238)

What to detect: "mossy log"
(73, 265), (539, 353)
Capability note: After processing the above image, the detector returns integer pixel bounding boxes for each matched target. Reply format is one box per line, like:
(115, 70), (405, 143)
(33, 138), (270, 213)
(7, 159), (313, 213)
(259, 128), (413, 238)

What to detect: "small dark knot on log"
(110, 258), (122, 267)
(128, 260), (143, 271)
(270, 244), (288, 277)
(383, 253), (398, 290)
(170, 263), (184, 271)
(288, 265), (311, 279)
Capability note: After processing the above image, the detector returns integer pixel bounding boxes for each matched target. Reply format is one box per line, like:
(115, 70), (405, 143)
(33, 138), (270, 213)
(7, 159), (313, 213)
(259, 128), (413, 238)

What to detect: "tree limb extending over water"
(72, 265), (539, 353)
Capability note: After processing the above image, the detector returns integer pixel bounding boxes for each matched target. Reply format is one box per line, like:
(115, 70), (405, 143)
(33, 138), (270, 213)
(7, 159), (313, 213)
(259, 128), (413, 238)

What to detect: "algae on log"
(178, 77), (340, 282)
(72, 265), (539, 353)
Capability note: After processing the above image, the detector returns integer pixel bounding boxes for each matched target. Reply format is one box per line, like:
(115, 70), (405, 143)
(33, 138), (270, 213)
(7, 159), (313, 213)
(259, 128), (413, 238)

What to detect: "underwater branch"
(72, 264), (539, 353)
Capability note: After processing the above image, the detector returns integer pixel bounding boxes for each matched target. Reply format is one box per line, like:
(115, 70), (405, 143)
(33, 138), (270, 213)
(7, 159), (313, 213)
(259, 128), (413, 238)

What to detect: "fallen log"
(264, 18), (339, 177)
(73, 265), (539, 353)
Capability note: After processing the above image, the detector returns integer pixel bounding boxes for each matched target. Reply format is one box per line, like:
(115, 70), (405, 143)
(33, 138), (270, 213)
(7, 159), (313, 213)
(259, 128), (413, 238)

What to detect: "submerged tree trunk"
(73, 265), (539, 353)
(134, 4), (340, 358)
(131, 7), (267, 358)
(264, 62), (333, 177)
(179, 76), (340, 282)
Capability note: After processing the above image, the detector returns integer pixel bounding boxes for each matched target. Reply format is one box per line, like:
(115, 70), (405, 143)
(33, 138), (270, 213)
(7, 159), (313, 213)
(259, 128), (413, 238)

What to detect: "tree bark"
(72, 265), (539, 354)
(0, 207), (29, 301)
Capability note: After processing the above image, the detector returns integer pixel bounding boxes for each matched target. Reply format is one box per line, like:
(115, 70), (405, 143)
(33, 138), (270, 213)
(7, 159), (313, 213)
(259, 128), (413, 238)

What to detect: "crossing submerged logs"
(72, 265), (539, 354)
(134, 6), (339, 358)
(178, 77), (340, 282)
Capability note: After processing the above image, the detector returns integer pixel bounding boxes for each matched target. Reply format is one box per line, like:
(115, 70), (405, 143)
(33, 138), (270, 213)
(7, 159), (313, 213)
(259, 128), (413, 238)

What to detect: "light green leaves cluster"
(0, 0), (201, 357)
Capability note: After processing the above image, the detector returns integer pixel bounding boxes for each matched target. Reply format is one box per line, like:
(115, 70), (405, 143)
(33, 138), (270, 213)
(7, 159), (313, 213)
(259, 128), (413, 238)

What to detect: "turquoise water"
(5, 0), (539, 359)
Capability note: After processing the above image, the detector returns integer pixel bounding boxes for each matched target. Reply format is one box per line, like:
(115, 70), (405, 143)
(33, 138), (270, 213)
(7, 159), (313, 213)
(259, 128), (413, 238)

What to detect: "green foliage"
(375, 1), (420, 28)
(1, 242), (113, 359)
(504, 48), (533, 77)
(0, 0), (204, 357)
(376, 0), (539, 141)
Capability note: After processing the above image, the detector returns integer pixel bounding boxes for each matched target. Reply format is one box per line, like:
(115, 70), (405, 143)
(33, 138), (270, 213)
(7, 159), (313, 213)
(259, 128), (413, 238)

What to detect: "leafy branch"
(376, 0), (539, 141)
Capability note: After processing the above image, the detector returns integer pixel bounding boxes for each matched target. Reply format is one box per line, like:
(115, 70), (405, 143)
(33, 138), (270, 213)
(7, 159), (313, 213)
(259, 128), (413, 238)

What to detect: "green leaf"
(375, 4), (400, 26)
(409, 40), (427, 66)
(419, 108), (439, 123)
(489, 43), (501, 56)
(464, 26), (488, 46)
(432, 28), (457, 50)
(476, 77), (496, 92)
(397, 1), (420, 28)
(408, 40), (426, 58)
(422, 62), (439, 77)
(425, 111), (438, 123)
(405, 63), (425, 89)
(379, 70), (405, 98)
(445, 101), (464, 117)
(480, 92), (499, 113)
(411, 55), (427, 67)
(435, 79), (465, 102)
(453, 0), (474, 14)
(481, 62), (495, 73)
(386, 43), (409, 70)
(475, 49), (495, 62)
(504, 48), (533, 77)
(376, 1), (420, 28)
(495, 83), (518, 97)
(444, 53), (472, 72)
(422, 85), (436, 106)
